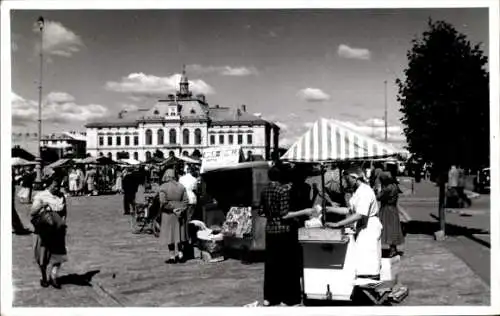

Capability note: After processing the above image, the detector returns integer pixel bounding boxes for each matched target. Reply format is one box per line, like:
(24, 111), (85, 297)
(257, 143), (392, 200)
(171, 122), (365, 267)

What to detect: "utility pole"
(384, 80), (388, 142)
(34, 16), (45, 189)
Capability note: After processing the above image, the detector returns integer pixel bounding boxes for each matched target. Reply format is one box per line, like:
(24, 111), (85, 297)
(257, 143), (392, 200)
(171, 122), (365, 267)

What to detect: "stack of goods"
(221, 206), (253, 239)
(190, 220), (224, 263)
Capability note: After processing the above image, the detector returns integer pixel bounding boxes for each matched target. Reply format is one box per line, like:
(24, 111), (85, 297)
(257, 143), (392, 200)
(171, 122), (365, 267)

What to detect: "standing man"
(179, 166), (198, 243)
(122, 167), (138, 215)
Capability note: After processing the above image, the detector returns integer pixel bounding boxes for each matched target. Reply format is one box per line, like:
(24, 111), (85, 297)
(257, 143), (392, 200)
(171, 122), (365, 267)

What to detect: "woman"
(377, 172), (404, 257)
(326, 167), (383, 280)
(30, 173), (68, 289)
(158, 169), (189, 264)
(114, 168), (123, 194)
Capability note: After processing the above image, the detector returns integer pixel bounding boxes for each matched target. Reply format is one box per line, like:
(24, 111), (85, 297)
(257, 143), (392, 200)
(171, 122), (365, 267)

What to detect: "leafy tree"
(397, 19), (489, 236)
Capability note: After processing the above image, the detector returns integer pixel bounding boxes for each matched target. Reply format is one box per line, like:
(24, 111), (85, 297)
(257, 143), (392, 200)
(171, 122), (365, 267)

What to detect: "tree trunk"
(438, 176), (446, 234)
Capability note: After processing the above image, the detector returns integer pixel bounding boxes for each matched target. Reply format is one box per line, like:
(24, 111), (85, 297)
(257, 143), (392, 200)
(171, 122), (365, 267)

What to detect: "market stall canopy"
(178, 155), (201, 165)
(119, 158), (141, 165)
(281, 118), (402, 162)
(46, 158), (74, 169)
(45, 143), (72, 149)
(11, 157), (37, 166)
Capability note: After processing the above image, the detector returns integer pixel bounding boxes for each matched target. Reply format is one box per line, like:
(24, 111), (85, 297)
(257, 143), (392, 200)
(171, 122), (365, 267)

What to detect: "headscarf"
(343, 166), (366, 183)
(162, 168), (176, 183)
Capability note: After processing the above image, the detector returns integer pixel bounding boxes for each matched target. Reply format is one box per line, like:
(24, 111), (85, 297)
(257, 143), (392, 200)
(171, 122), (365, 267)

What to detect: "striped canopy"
(281, 118), (400, 162)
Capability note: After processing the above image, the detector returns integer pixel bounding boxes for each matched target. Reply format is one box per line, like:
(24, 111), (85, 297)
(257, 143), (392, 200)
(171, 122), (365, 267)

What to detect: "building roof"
(208, 106), (268, 126)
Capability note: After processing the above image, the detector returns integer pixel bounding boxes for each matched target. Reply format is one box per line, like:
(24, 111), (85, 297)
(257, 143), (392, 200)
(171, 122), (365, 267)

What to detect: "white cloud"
(338, 119), (406, 143)
(187, 64), (258, 76)
(12, 92), (108, 126)
(33, 20), (84, 57)
(275, 121), (288, 131)
(337, 44), (371, 60)
(105, 72), (215, 97)
(120, 103), (139, 112)
(297, 88), (330, 102)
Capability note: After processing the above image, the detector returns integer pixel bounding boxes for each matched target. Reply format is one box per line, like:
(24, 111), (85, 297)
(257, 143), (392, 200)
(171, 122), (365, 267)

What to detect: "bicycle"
(130, 194), (161, 237)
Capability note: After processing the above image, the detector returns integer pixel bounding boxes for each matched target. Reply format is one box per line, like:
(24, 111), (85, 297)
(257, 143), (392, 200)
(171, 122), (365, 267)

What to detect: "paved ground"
(398, 179), (491, 285)
(11, 189), (490, 307)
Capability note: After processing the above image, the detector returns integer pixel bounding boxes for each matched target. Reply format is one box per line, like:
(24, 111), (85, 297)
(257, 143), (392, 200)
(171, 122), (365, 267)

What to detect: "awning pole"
(321, 163), (326, 226)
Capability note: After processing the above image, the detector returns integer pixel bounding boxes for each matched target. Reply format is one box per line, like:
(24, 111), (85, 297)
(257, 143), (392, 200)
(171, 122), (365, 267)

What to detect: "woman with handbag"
(30, 174), (68, 289)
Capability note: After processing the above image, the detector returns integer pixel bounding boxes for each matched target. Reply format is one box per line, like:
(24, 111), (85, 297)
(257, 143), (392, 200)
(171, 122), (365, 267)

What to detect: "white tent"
(119, 158), (141, 165)
(281, 118), (402, 162)
(11, 157), (37, 166)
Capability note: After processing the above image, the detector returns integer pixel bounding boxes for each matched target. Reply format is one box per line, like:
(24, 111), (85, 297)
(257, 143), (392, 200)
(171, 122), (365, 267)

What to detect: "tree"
(397, 19), (489, 237)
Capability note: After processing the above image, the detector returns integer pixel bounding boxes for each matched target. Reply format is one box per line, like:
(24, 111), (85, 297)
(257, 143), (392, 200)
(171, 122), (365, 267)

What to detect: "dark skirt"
(264, 230), (302, 305)
(379, 204), (405, 246)
(34, 227), (67, 267)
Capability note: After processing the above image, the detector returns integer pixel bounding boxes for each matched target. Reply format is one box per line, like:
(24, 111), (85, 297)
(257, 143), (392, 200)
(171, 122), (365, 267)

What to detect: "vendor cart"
(299, 226), (407, 305)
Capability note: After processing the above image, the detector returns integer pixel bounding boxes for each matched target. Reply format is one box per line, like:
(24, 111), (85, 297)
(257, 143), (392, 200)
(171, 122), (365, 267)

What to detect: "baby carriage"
(131, 194), (161, 237)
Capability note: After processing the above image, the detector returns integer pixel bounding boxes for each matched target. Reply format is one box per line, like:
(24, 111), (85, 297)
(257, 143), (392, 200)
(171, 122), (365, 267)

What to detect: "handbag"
(31, 206), (65, 231)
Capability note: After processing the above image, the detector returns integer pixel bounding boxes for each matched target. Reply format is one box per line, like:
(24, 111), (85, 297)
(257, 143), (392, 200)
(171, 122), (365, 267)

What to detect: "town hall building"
(85, 67), (280, 162)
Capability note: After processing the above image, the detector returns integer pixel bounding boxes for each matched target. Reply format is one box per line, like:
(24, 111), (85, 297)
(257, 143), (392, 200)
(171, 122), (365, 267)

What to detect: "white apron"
(354, 216), (382, 276)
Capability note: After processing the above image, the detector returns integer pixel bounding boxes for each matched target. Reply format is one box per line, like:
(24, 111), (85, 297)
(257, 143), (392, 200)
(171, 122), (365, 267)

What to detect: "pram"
(130, 194), (161, 237)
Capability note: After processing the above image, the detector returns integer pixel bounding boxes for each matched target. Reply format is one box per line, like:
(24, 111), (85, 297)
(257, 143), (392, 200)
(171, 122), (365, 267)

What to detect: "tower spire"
(179, 64), (190, 97)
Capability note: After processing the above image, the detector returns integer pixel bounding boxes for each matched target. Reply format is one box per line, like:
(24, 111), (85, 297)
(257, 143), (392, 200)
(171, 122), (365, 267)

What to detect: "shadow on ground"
(403, 218), (490, 248)
(58, 270), (101, 286)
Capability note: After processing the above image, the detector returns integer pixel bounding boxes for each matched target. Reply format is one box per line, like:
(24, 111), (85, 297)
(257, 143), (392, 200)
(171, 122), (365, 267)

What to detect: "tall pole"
(34, 16), (44, 189)
(384, 80), (388, 142)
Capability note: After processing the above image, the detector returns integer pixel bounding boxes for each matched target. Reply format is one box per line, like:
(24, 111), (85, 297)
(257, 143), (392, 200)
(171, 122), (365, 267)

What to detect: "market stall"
(197, 146), (270, 261)
(76, 156), (119, 194)
(281, 118), (407, 305)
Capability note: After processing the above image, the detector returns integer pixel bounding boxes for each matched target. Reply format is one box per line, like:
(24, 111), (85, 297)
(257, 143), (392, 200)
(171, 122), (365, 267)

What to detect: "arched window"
(183, 129), (190, 145)
(107, 152), (112, 159)
(182, 151), (189, 156)
(168, 151), (175, 158)
(133, 152), (138, 160)
(194, 128), (202, 145)
(169, 129), (177, 144)
(145, 129), (152, 145)
(99, 152), (104, 157)
(157, 129), (164, 145)
(145, 151), (152, 161)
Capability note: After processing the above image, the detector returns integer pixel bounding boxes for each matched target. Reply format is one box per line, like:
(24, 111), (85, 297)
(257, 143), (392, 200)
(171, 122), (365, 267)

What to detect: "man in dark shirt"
(122, 168), (138, 215)
(261, 165), (301, 306)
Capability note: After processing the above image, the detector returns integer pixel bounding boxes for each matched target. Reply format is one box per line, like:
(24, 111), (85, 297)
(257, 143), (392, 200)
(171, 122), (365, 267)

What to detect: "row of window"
(99, 130), (253, 147)
(99, 135), (140, 147)
(99, 150), (194, 161)
(209, 134), (252, 145)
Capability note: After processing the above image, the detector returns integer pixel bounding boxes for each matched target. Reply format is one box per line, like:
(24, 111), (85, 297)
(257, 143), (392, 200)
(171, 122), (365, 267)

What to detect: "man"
(447, 165), (459, 207)
(122, 167), (138, 215)
(456, 165), (472, 208)
(179, 166), (199, 243)
(85, 167), (97, 196)
(260, 165), (301, 306)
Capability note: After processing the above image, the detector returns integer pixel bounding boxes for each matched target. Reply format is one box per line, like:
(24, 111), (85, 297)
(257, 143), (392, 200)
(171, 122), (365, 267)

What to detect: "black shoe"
(40, 279), (49, 288)
(165, 258), (176, 264)
(176, 256), (186, 264)
(49, 277), (61, 289)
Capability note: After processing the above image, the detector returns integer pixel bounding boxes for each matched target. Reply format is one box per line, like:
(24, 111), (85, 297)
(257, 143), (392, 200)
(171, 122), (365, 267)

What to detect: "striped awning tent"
(281, 118), (400, 162)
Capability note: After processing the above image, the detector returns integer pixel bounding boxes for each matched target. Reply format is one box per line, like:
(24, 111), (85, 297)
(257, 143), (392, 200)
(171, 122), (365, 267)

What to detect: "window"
(247, 134), (253, 145)
(125, 136), (130, 146)
(183, 129), (190, 145)
(145, 129), (152, 145)
(228, 135), (234, 144)
(157, 129), (164, 145)
(134, 136), (139, 146)
(182, 151), (189, 156)
(210, 135), (215, 145)
(145, 151), (152, 161)
(169, 129), (177, 144)
(99, 152), (103, 157)
(107, 152), (112, 159)
(116, 136), (121, 146)
(238, 135), (243, 144)
(107, 136), (113, 146)
(133, 152), (138, 160)
(194, 129), (202, 145)
(99, 136), (104, 146)
(219, 135), (224, 145)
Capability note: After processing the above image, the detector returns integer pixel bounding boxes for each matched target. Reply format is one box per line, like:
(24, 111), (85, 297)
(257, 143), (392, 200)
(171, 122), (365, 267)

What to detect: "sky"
(10, 7), (489, 149)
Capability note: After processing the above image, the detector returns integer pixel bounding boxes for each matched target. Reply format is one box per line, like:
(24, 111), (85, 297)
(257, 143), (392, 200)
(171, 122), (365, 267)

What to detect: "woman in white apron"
(326, 167), (383, 279)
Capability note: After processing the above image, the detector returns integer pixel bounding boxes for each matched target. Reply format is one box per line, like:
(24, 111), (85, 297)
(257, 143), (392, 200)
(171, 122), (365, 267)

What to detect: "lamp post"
(33, 16), (45, 190)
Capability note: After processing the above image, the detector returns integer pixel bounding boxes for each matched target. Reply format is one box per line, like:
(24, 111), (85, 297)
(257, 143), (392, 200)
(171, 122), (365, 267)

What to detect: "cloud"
(297, 88), (331, 102)
(12, 92), (108, 126)
(33, 20), (84, 57)
(275, 121), (288, 131)
(120, 103), (139, 112)
(105, 72), (215, 97)
(187, 64), (258, 76)
(337, 44), (371, 60)
(364, 118), (385, 128)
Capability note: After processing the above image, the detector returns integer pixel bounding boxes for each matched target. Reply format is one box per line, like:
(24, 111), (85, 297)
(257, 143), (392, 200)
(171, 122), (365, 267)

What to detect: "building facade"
(40, 131), (87, 158)
(85, 68), (280, 162)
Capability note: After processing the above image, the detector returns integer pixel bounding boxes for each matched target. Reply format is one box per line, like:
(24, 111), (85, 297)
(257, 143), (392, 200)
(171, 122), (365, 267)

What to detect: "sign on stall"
(201, 146), (243, 173)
